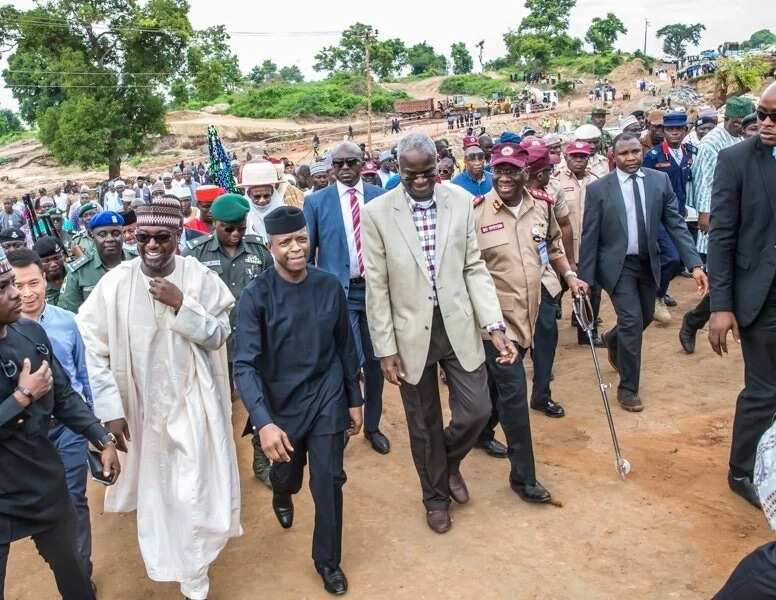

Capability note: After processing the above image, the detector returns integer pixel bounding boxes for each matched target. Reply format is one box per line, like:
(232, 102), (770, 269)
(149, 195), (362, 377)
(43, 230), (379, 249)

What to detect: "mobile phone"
(86, 449), (116, 486)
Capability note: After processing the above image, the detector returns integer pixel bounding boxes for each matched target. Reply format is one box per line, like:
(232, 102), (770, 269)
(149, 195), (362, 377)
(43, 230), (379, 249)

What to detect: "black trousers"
(684, 294), (711, 331)
(270, 432), (346, 570)
(483, 342), (536, 484)
(399, 309), (490, 511)
(608, 256), (656, 394)
(531, 285), (560, 405)
(730, 282), (776, 478)
(713, 542), (776, 599)
(0, 506), (94, 600)
(571, 284), (602, 340)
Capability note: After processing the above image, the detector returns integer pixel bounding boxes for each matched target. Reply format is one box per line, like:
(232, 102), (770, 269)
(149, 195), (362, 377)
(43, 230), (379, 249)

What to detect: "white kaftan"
(76, 255), (241, 600)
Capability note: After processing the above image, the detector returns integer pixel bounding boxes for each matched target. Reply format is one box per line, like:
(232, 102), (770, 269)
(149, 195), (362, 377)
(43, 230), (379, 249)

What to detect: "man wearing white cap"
(574, 124), (610, 178)
(161, 172), (174, 192)
(238, 161), (286, 242)
(104, 180), (126, 213)
(307, 161), (330, 196)
(377, 150), (394, 186)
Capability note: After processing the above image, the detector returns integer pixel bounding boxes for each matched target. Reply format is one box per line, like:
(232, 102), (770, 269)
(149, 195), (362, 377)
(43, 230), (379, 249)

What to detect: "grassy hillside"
(227, 74), (407, 119)
(438, 74), (513, 96)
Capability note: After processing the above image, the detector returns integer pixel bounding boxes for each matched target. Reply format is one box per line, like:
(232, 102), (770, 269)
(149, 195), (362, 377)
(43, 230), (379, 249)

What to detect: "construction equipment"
(393, 98), (440, 119)
(573, 294), (631, 480)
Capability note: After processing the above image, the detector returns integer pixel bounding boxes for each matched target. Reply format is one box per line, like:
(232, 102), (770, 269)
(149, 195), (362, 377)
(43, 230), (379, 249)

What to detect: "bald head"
(332, 142), (363, 161)
(330, 142), (364, 186)
(759, 81), (776, 147)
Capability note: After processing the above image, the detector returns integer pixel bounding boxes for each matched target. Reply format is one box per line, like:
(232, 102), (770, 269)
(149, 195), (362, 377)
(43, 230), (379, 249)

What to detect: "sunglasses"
(222, 225), (246, 234)
(93, 229), (124, 240)
(331, 158), (361, 169)
(135, 231), (174, 244)
(402, 169), (437, 182)
(757, 108), (776, 124)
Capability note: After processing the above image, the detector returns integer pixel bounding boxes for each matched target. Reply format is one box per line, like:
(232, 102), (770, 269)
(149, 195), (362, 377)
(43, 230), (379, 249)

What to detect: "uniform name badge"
(537, 241), (549, 266)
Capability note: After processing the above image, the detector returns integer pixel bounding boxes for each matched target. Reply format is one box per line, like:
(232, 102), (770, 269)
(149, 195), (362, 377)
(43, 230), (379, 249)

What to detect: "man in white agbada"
(239, 161), (285, 242)
(76, 195), (241, 600)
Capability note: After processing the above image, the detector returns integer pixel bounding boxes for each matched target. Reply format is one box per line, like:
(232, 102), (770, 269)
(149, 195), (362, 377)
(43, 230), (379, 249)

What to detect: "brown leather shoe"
(426, 509), (452, 534)
(448, 471), (470, 504)
(601, 329), (619, 373)
(617, 389), (644, 412)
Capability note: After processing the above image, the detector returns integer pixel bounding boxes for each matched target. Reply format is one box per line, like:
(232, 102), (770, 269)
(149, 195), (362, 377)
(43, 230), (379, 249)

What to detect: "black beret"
(264, 206), (306, 236)
(33, 235), (65, 258)
(119, 209), (137, 226)
(0, 227), (25, 243)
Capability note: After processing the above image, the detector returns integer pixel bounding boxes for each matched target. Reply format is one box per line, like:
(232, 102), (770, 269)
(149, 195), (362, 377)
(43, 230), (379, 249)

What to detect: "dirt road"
(6, 276), (769, 599)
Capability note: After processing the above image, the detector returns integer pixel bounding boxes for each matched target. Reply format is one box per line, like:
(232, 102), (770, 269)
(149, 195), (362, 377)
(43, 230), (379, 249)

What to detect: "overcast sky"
(0, 0), (767, 112)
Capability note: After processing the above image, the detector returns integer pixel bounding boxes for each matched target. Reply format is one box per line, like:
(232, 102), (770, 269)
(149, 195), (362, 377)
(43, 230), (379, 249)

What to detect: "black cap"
(742, 112), (757, 128)
(119, 209), (137, 226)
(591, 108), (608, 116)
(631, 110), (645, 118)
(0, 227), (25, 243)
(33, 235), (65, 258)
(264, 206), (306, 235)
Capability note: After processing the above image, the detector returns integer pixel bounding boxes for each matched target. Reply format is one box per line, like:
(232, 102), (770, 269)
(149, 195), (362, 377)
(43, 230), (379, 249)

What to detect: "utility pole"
(644, 19), (650, 55)
(364, 29), (375, 154)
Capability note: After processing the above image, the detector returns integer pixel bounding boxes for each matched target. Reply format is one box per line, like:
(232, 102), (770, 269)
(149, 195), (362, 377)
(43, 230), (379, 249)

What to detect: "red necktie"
(348, 188), (365, 277)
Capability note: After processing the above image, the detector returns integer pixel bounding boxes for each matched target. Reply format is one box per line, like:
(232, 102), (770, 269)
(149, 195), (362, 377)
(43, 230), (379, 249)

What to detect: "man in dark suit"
(580, 132), (708, 412)
(708, 81), (776, 508)
(304, 142), (390, 454)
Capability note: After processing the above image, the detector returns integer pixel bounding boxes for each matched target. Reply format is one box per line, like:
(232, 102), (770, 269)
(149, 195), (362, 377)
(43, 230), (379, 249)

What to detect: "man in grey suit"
(362, 133), (517, 534)
(579, 132), (708, 412)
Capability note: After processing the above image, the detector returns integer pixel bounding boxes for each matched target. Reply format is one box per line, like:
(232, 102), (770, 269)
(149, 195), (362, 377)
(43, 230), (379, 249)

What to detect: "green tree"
(182, 25), (241, 102)
(0, 0), (191, 177)
(406, 42), (447, 76)
(741, 29), (776, 50)
(450, 42), (473, 75)
(0, 108), (22, 137)
(518, 0), (577, 36)
(278, 65), (304, 83)
(313, 23), (407, 80)
(585, 13), (627, 53)
(714, 55), (770, 101)
(248, 60), (278, 85)
(656, 23), (706, 59)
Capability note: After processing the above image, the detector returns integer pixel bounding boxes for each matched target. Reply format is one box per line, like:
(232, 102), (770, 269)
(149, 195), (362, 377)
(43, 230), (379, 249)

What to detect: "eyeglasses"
(402, 169), (437, 182)
(757, 108), (776, 124)
(466, 153), (486, 161)
(135, 231), (174, 244)
(492, 167), (523, 177)
(93, 229), (124, 240)
(222, 225), (246, 234)
(331, 158), (361, 169)
(251, 193), (273, 200)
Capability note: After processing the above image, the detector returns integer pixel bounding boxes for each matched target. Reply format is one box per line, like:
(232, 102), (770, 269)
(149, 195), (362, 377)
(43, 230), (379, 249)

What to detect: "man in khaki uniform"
(474, 142), (587, 503)
(553, 141), (604, 346)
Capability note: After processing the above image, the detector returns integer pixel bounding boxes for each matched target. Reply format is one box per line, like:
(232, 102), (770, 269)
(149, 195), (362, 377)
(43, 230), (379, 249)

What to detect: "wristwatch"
(563, 270), (578, 281)
(15, 385), (34, 401)
(95, 432), (117, 451)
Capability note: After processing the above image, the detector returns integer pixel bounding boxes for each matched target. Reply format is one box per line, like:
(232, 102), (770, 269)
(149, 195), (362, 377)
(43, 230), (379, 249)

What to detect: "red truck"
(393, 98), (441, 118)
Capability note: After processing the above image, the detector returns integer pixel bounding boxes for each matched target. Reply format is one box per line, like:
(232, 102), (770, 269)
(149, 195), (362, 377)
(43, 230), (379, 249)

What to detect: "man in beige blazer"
(362, 133), (517, 534)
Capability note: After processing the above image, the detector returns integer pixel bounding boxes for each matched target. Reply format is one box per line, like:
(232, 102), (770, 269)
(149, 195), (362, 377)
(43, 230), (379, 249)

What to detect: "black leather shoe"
(728, 472), (762, 509)
(364, 430), (391, 455)
(476, 438), (508, 458)
(664, 294), (678, 307)
(530, 399), (565, 418)
(601, 329), (619, 373)
(679, 314), (697, 354)
(617, 389), (643, 412)
(578, 330), (606, 348)
(510, 479), (552, 503)
(272, 493), (294, 529)
(317, 566), (348, 595)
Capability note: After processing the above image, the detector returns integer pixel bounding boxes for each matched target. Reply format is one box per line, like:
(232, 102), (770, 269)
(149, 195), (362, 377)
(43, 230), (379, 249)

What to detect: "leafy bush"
(438, 74), (512, 96)
(228, 74), (407, 119)
(550, 53), (625, 76)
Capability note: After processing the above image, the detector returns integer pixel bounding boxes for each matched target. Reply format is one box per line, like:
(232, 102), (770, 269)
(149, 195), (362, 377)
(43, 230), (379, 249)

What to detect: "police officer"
(591, 107), (613, 154)
(0, 245), (121, 599)
(473, 142), (588, 504)
(46, 207), (74, 256)
(58, 211), (135, 313)
(71, 202), (101, 257)
(183, 192), (273, 486)
(552, 141), (604, 345)
(643, 111), (697, 321)
(0, 227), (26, 253)
(33, 236), (68, 305)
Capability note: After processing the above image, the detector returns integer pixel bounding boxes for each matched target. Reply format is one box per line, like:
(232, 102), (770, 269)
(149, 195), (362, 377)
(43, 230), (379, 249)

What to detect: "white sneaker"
(654, 298), (672, 324)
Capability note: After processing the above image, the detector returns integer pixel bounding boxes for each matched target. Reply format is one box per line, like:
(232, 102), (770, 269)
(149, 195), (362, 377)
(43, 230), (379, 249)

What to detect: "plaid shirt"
(406, 192), (439, 305)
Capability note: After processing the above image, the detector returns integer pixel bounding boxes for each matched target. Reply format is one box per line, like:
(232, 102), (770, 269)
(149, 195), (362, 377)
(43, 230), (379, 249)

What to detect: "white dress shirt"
(336, 179), (365, 278)
(616, 168), (647, 256)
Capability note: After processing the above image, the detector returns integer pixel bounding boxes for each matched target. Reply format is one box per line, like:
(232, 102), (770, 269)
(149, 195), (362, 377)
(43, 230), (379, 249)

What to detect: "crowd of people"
(1, 79), (775, 599)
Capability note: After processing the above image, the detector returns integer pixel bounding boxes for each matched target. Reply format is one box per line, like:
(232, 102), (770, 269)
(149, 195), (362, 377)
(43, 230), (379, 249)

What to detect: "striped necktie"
(348, 188), (365, 276)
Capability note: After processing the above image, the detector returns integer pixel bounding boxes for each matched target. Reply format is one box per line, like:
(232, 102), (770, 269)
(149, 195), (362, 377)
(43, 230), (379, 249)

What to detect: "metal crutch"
(572, 293), (631, 480)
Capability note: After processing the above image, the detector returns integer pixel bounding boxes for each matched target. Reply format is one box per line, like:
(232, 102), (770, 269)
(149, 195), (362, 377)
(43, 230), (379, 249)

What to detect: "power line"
(3, 16), (341, 37)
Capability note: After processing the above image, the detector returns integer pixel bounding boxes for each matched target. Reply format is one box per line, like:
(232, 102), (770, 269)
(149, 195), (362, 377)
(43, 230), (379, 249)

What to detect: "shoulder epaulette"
(473, 195), (485, 207)
(186, 233), (214, 250)
(243, 234), (267, 246)
(66, 255), (90, 272)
